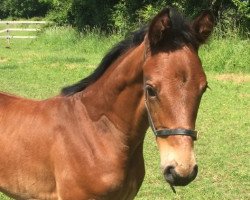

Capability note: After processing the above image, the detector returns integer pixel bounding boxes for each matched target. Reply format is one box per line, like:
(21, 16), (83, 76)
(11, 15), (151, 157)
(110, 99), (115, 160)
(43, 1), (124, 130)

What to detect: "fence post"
(6, 23), (10, 48)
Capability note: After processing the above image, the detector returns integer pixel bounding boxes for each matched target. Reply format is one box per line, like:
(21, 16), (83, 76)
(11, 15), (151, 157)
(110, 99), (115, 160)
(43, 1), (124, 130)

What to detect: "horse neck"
(80, 43), (148, 149)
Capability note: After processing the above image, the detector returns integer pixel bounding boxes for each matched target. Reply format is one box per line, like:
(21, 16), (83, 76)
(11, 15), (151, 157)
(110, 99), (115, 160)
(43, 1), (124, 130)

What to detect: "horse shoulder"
(49, 98), (145, 199)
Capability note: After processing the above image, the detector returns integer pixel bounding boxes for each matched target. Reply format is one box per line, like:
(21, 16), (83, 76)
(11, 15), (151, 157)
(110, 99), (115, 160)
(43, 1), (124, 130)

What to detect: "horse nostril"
(164, 166), (176, 184)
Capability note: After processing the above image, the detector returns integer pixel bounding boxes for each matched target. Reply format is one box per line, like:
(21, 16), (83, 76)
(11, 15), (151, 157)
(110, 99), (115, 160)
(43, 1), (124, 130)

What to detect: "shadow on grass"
(0, 65), (19, 70)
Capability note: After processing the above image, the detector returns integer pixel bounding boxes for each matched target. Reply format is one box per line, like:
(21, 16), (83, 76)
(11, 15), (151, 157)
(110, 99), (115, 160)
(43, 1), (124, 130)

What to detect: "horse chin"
(166, 178), (195, 195)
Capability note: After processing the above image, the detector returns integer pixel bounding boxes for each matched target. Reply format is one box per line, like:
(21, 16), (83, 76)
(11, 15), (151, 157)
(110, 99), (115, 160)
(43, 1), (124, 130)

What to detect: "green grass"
(0, 27), (249, 200)
(0, 27), (121, 98)
(199, 37), (250, 73)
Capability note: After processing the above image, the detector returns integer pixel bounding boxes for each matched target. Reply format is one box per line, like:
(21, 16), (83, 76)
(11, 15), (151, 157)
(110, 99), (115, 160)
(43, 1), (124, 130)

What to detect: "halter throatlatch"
(144, 99), (198, 140)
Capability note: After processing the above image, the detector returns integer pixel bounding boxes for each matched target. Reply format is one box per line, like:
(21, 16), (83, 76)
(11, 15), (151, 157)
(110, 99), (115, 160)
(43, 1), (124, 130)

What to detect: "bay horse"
(0, 8), (214, 200)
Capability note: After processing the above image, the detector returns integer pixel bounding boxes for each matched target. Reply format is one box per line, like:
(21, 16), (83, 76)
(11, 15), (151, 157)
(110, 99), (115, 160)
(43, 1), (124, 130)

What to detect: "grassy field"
(0, 27), (249, 200)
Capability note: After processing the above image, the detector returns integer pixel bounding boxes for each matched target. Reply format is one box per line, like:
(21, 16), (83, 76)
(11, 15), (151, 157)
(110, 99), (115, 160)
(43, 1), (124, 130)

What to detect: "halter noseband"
(144, 99), (198, 141)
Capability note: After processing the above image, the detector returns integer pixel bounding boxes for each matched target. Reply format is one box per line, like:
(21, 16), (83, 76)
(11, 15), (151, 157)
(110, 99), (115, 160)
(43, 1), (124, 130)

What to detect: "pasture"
(0, 27), (249, 200)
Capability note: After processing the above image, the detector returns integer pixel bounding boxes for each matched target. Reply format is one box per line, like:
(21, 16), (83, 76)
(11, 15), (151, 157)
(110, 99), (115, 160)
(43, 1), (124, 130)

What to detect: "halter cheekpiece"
(144, 94), (198, 141)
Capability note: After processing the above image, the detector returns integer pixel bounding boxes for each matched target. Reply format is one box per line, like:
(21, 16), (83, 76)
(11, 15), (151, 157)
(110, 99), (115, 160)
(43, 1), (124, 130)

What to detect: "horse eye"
(146, 86), (157, 98)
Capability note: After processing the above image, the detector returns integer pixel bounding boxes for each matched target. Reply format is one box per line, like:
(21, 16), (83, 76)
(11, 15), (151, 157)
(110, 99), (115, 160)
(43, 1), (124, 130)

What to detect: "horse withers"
(0, 7), (214, 200)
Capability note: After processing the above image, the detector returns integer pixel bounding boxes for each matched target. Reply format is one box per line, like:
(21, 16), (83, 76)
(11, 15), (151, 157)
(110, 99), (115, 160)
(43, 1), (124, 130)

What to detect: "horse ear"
(148, 8), (172, 46)
(192, 10), (215, 44)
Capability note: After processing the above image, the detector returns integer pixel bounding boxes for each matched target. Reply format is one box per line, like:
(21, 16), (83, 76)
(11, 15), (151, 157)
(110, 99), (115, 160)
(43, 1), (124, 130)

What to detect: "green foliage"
(70, 0), (117, 31)
(46, 0), (73, 25)
(137, 4), (157, 24)
(232, 0), (250, 19)
(69, 0), (249, 36)
(0, 0), (249, 36)
(232, 0), (250, 31)
(110, 0), (167, 32)
(111, 0), (131, 33)
(0, 0), (51, 18)
(137, 1), (168, 24)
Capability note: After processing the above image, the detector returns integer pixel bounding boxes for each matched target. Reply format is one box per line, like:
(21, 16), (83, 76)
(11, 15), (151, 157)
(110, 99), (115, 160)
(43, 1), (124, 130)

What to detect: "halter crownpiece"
(144, 100), (198, 140)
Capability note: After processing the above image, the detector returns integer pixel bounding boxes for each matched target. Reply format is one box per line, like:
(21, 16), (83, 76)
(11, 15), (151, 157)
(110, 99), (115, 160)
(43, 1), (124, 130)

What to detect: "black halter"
(144, 99), (198, 140)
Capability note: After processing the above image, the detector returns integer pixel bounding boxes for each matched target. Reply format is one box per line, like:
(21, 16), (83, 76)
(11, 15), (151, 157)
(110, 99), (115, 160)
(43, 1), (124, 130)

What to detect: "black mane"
(61, 27), (147, 96)
(61, 8), (198, 96)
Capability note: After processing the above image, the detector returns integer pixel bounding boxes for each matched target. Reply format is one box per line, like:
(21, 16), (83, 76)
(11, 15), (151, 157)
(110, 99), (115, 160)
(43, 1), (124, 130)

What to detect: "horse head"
(143, 8), (214, 186)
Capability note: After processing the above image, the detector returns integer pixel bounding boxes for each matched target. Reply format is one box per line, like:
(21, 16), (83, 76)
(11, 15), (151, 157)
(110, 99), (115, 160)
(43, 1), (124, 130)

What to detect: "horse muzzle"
(163, 164), (198, 186)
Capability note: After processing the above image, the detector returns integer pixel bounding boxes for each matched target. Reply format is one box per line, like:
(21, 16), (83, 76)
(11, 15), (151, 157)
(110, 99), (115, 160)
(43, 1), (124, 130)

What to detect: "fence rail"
(0, 21), (47, 24)
(0, 21), (48, 47)
(0, 28), (39, 33)
(0, 36), (37, 39)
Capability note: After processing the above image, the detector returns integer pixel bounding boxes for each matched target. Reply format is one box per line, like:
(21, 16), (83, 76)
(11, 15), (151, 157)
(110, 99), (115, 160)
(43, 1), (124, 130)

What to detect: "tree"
(0, 0), (51, 19)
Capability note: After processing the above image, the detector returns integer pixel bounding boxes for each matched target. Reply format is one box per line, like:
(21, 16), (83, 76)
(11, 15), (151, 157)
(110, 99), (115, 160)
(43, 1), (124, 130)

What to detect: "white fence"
(0, 21), (48, 47)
